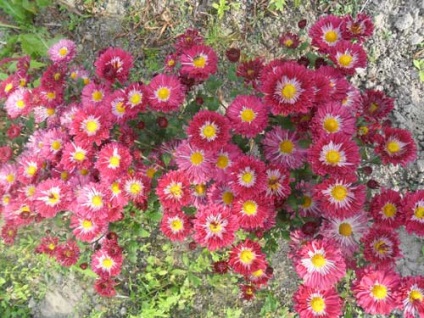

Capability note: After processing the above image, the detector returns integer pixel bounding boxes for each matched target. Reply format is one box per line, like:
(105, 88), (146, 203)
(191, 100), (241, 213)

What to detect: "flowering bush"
(0, 12), (423, 317)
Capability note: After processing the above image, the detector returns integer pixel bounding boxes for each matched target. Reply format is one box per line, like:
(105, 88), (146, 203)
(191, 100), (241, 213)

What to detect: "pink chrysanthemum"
(0, 74), (21, 99)
(193, 204), (238, 251)
(55, 240), (80, 267)
(319, 211), (369, 257)
(311, 102), (356, 140)
(236, 57), (264, 86)
(156, 170), (191, 211)
(226, 95), (268, 138)
(261, 62), (315, 116)
(73, 182), (110, 221)
(94, 277), (117, 297)
(340, 84), (362, 113)
(294, 239), (346, 289)
(262, 127), (308, 170)
(36, 85), (64, 109)
(228, 239), (267, 276)
(124, 82), (147, 117)
(0, 163), (18, 191)
(399, 276), (424, 318)
(1, 221), (18, 245)
(228, 155), (267, 197)
(374, 127), (417, 167)
(245, 266), (273, 288)
(95, 142), (132, 181)
(70, 214), (107, 242)
(94, 47), (133, 83)
(174, 29), (204, 52)
(145, 74), (185, 112)
(174, 141), (214, 184)
(91, 246), (123, 277)
(81, 82), (110, 105)
(48, 39), (77, 64)
(309, 15), (345, 52)
(315, 66), (350, 102)
(293, 285), (342, 318)
(352, 265), (400, 315)
(4, 87), (32, 119)
(232, 195), (272, 230)
(186, 110), (231, 152)
(297, 181), (322, 218)
(342, 13), (374, 43)
(308, 133), (360, 177)
(160, 210), (192, 242)
(361, 225), (401, 265)
(264, 165), (291, 199)
(17, 152), (42, 185)
(369, 189), (404, 228)
(208, 183), (236, 209)
(104, 90), (127, 123)
(190, 183), (208, 208)
(314, 176), (366, 218)
(39, 128), (69, 161)
(404, 190), (424, 237)
(122, 172), (151, 205)
(34, 179), (71, 218)
(180, 44), (218, 80)
(212, 144), (242, 183)
(360, 89), (395, 122)
(279, 32), (300, 49)
(329, 40), (367, 76)
(60, 142), (93, 172)
(36, 236), (59, 257)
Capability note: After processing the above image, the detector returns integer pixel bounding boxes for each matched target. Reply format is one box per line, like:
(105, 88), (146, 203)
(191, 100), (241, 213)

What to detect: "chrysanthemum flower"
(403, 190), (424, 237)
(146, 74), (185, 112)
(193, 204), (238, 251)
(164, 53), (178, 72)
(245, 266), (273, 288)
(261, 62), (315, 116)
(309, 15), (345, 52)
(212, 144), (242, 183)
(361, 225), (401, 265)
(233, 195), (272, 230)
(103, 90), (127, 123)
(296, 181), (322, 218)
(36, 236), (59, 257)
(94, 47), (133, 83)
(342, 13), (374, 43)
(226, 95), (268, 138)
(0, 74), (21, 99)
(4, 87), (32, 119)
(73, 182), (110, 221)
(40, 128), (69, 161)
(228, 155), (267, 197)
(160, 210), (192, 242)
(69, 66), (90, 85)
(55, 240), (80, 267)
(186, 110), (231, 152)
(360, 89), (395, 122)
(124, 82), (147, 117)
(34, 179), (70, 218)
(17, 153), (42, 185)
(228, 239), (267, 276)
(174, 141), (214, 184)
(35, 85), (64, 109)
(353, 265), (400, 315)
(293, 284), (342, 318)
(314, 66), (350, 102)
(91, 246), (123, 277)
(264, 165), (291, 199)
(374, 127), (417, 167)
(294, 239), (346, 289)
(329, 40), (367, 76)
(314, 176), (366, 218)
(122, 172), (150, 205)
(180, 44), (218, 80)
(60, 142), (93, 172)
(340, 84), (361, 113)
(190, 183), (208, 208)
(156, 170), (191, 211)
(208, 183), (236, 209)
(262, 127), (307, 169)
(236, 57), (264, 86)
(319, 211), (369, 257)
(311, 102), (356, 140)
(308, 133), (360, 177)
(369, 189), (404, 228)
(0, 163), (18, 191)
(70, 214), (107, 242)
(279, 32), (300, 49)
(94, 277), (117, 297)
(81, 82), (110, 105)
(95, 142), (132, 181)
(399, 276), (424, 318)
(1, 222), (18, 245)
(174, 28), (204, 52)
(48, 39), (77, 64)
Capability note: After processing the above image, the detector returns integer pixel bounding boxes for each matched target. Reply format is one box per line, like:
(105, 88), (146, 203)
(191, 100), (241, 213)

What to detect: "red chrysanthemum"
(186, 110), (231, 152)
(369, 188), (404, 229)
(315, 66), (350, 102)
(1, 221), (18, 245)
(294, 239), (346, 289)
(81, 82), (110, 105)
(70, 214), (107, 242)
(342, 13), (374, 43)
(228, 155), (267, 197)
(146, 74), (185, 112)
(73, 182), (110, 221)
(261, 62), (315, 116)
(228, 239), (267, 276)
(122, 172), (151, 205)
(361, 225), (402, 265)
(236, 57), (264, 86)
(94, 277), (117, 297)
(352, 265), (400, 315)
(226, 95), (268, 138)
(309, 15), (345, 52)
(232, 195), (272, 230)
(60, 142), (93, 172)
(36, 236), (59, 256)
(160, 210), (192, 242)
(124, 82), (147, 117)
(329, 40), (367, 76)
(293, 284), (343, 318)
(239, 284), (256, 301)
(314, 176), (366, 218)
(211, 144), (243, 183)
(34, 178), (71, 218)
(55, 240), (80, 267)
(360, 89), (395, 122)
(374, 127), (417, 167)
(94, 47), (133, 83)
(208, 183), (236, 209)
(264, 165), (291, 199)
(308, 133), (360, 177)
(174, 29), (204, 52)
(279, 32), (300, 49)
(193, 204), (238, 251)
(180, 44), (218, 80)
(156, 170), (191, 211)
(91, 246), (123, 277)
(399, 276), (424, 318)
(95, 142), (132, 181)
(404, 190), (424, 237)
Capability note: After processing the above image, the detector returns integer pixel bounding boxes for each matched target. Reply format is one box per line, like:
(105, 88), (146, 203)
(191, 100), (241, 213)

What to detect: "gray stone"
(395, 13), (414, 31)
(410, 33), (424, 45)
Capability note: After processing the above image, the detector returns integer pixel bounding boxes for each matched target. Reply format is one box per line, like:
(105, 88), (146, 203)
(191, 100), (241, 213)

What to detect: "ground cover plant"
(1, 3), (424, 317)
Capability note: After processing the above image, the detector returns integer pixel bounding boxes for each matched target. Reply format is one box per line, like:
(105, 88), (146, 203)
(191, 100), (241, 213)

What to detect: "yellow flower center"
(92, 90), (103, 102)
(240, 250), (255, 264)
(374, 240), (389, 255)
(216, 155), (229, 169)
(241, 172), (253, 185)
(409, 290), (423, 302)
(80, 168), (89, 176)
(190, 151), (204, 166)
(2, 195), (11, 205)
(386, 141), (401, 154)
(4, 83), (13, 93)
(82, 219), (93, 229)
(48, 243), (56, 250)
(209, 221), (222, 234)
(146, 167), (156, 179)
(202, 125), (216, 139)
(331, 185), (348, 201)
(109, 156), (120, 168)
(169, 184), (182, 198)
(339, 222), (352, 237)
(242, 200), (258, 216)
(358, 126), (369, 135)
(284, 39), (294, 47)
(130, 93), (141, 105)
(311, 254), (326, 268)
(281, 83), (297, 100)
(324, 30), (338, 43)
(325, 149), (341, 165)
(26, 165), (37, 176)
(157, 87), (170, 101)
(70, 72), (78, 80)
(382, 203), (397, 218)
(111, 182), (120, 194)
(371, 284), (388, 300)
(51, 141), (61, 151)
(170, 219), (183, 231)
(46, 91), (56, 100)
(323, 117), (339, 133)
(102, 258), (114, 269)
(74, 151), (86, 162)
(129, 182), (142, 195)
(222, 191), (234, 205)
(240, 108), (256, 123)
(194, 184), (206, 196)
(279, 140), (294, 154)
(83, 78), (90, 85)
(58, 47), (68, 57)
(193, 55), (206, 68)
(85, 120), (99, 133)
(91, 195), (103, 208)
(414, 206), (424, 219)
(369, 102), (379, 113)
(268, 176), (280, 191)
(115, 102), (126, 114)
(46, 108), (55, 116)
(16, 99), (25, 109)
(6, 173), (15, 183)
(338, 54), (353, 67)
(48, 192), (60, 205)
(310, 296), (326, 314)
(252, 269), (264, 277)
(60, 171), (69, 180)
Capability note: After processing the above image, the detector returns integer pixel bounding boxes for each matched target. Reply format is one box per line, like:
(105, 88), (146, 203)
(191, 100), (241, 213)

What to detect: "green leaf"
(19, 33), (49, 57)
(0, 73), (8, 80)
(188, 273), (202, 286)
(419, 72), (424, 83)
(413, 59), (421, 69)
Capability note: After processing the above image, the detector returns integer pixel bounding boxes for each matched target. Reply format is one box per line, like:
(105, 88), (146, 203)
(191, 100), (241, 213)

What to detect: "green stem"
(0, 22), (21, 30)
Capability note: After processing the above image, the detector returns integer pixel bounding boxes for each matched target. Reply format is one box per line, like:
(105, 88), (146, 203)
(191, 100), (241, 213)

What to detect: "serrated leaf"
(19, 33), (48, 57)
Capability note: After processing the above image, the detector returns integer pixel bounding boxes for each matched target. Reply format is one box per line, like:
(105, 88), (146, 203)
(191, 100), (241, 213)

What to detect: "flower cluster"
(0, 12), (422, 316)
